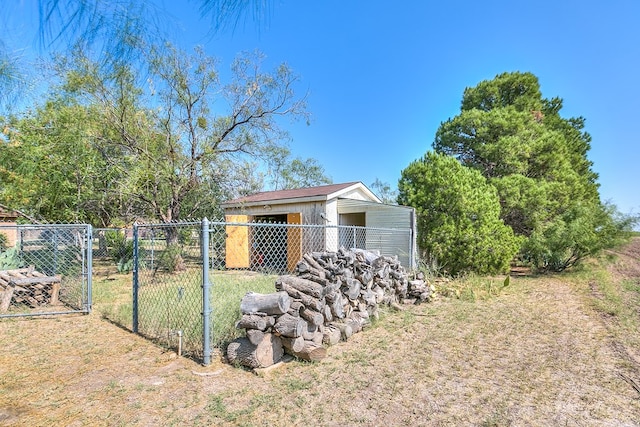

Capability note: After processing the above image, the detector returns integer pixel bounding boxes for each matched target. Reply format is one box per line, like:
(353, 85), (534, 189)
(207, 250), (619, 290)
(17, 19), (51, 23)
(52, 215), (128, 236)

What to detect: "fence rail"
(0, 224), (92, 318)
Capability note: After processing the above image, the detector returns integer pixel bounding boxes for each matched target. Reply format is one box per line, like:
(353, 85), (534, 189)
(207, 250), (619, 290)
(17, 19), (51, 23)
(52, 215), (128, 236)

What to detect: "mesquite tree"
(2, 44), (308, 238)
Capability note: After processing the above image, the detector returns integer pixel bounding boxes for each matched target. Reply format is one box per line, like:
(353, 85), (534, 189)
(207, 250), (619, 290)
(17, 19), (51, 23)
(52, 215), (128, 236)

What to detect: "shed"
(0, 207), (19, 248)
(221, 182), (417, 270)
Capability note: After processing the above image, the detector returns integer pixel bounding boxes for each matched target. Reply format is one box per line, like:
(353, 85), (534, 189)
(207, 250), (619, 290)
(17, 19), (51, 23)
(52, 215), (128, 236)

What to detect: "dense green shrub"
(425, 71), (636, 272)
(399, 152), (522, 276)
(105, 230), (135, 273)
(158, 243), (186, 273)
(522, 202), (638, 272)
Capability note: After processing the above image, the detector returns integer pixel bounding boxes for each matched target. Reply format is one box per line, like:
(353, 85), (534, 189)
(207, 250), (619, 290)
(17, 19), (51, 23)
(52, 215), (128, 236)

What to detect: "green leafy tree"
(0, 40), (27, 113)
(0, 101), (124, 225)
(2, 42), (319, 230)
(264, 146), (331, 190)
(279, 157), (331, 189)
(398, 152), (521, 276)
(1, 1), (269, 115)
(44, 45), (305, 230)
(371, 178), (397, 204)
(277, 158), (332, 190)
(435, 72), (598, 234)
(432, 71), (633, 271)
(522, 201), (637, 272)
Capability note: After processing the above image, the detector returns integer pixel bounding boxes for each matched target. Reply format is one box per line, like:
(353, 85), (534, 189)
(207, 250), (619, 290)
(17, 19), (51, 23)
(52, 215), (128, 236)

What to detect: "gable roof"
(222, 181), (381, 207)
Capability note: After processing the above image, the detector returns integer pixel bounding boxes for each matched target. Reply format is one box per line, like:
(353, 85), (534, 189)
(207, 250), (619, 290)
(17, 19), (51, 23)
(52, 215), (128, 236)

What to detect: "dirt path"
(1, 241), (640, 426)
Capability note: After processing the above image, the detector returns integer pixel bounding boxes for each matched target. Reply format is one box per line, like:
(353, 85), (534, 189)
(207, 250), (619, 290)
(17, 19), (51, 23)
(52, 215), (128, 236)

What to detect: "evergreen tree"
(398, 152), (521, 275)
(428, 71), (634, 271)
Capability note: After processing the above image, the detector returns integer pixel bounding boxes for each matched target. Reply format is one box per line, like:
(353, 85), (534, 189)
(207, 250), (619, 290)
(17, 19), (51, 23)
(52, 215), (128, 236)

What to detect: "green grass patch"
(210, 272), (277, 348)
(568, 260), (624, 317)
(91, 267), (278, 355)
(93, 273), (134, 328)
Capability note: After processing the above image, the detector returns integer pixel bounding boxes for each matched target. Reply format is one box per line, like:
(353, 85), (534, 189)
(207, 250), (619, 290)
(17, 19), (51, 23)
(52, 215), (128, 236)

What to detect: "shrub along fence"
(0, 224), (92, 318)
(127, 219), (415, 365)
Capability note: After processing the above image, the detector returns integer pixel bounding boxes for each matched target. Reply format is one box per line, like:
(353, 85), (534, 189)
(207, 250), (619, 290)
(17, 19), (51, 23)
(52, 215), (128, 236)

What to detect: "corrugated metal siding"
(337, 199), (416, 268)
(364, 228), (412, 268)
(337, 199), (413, 228)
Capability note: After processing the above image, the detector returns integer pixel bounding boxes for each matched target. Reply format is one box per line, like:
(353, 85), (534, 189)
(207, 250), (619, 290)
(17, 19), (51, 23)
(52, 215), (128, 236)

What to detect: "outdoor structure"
(0, 207), (19, 248)
(221, 182), (417, 270)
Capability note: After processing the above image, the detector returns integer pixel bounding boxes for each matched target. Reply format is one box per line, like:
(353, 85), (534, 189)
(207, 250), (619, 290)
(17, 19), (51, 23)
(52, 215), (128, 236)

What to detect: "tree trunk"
(331, 322), (353, 341)
(285, 341), (327, 362)
(302, 253), (327, 279)
(226, 334), (284, 369)
(162, 226), (186, 272)
(273, 313), (305, 338)
(287, 300), (304, 317)
(97, 230), (108, 255)
(245, 329), (266, 346)
(300, 306), (324, 326)
(0, 285), (14, 312)
(343, 278), (361, 300)
(301, 320), (317, 340)
(322, 304), (333, 323)
(277, 283), (324, 312)
(298, 272), (331, 287)
(281, 335), (305, 353)
(326, 291), (345, 319)
(240, 291), (291, 315)
(236, 314), (274, 331)
(322, 324), (342, 346)
(275, 275), (324, 299)
(310, 331), (324, 346)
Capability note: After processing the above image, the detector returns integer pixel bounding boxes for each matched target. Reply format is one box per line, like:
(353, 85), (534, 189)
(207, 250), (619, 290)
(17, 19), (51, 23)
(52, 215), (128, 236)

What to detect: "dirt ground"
(1, 240), (640, 426)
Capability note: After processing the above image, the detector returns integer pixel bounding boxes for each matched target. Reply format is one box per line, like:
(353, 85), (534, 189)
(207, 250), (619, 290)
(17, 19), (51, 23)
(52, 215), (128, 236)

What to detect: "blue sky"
(5, 0), (640, 215)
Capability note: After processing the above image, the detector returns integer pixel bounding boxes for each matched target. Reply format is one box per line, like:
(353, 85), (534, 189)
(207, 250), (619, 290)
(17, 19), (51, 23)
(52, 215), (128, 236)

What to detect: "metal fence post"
(201, 217), (212, 366)
(52, 230), (59, 275)
(132, 223), (139, 334)
(86, 224), (93, 313)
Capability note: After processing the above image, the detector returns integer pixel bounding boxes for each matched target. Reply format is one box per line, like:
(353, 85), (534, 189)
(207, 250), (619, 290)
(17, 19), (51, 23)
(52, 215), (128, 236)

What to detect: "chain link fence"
(0, 219), (413, 361)
(0, 224), (92, 318)
(131, 222), (205, 360)
(121, 219), (414, 364)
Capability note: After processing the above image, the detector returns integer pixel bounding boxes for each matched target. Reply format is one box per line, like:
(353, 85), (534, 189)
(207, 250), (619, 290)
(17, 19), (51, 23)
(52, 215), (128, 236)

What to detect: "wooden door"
(225, 215), (250, 268)
(286, 212), (302, 272)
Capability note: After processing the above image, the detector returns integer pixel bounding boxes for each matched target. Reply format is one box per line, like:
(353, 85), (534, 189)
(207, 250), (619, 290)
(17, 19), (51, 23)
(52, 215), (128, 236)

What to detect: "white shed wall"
(337, 199), (416, 268)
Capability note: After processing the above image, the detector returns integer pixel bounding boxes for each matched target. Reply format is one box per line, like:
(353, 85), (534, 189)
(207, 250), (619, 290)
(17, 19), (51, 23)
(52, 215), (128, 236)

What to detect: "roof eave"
(221, 181), (383, 208)
(221, 194), (330, 209)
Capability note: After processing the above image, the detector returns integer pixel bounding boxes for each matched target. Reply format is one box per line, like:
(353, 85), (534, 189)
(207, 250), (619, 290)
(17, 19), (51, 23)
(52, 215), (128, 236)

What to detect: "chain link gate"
(0, 224), (92, 318)
(131, 221), (206, 360)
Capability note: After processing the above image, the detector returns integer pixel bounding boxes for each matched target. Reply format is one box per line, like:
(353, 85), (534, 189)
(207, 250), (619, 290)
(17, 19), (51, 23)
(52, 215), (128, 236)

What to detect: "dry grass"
(2, 239), (640, 426)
